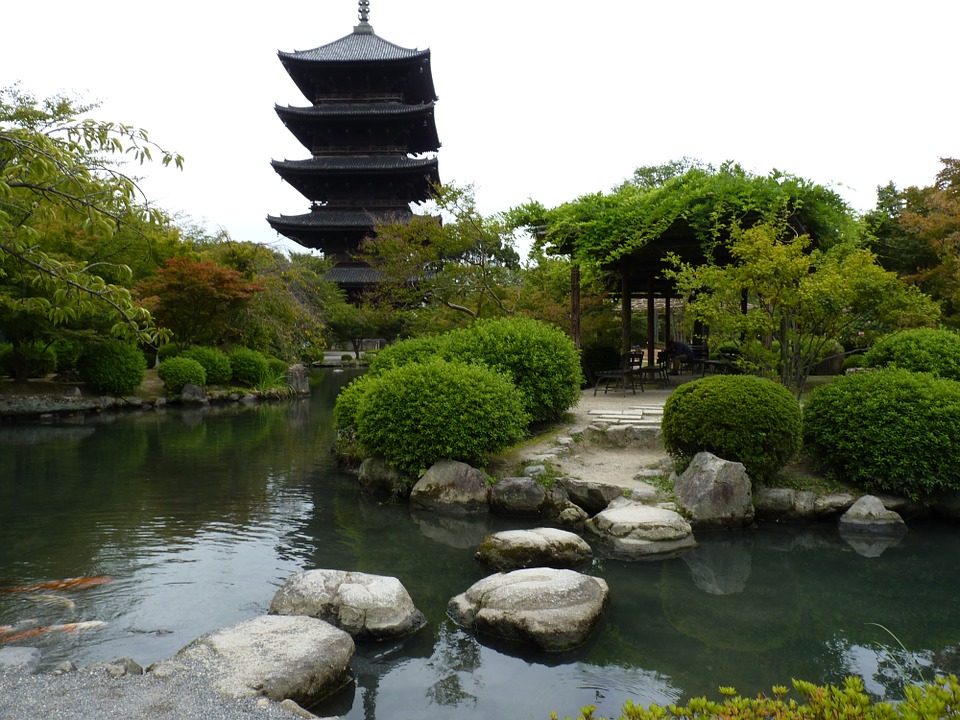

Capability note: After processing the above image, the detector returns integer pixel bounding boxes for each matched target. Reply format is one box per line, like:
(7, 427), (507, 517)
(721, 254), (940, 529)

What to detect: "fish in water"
(24, 594), (77, 611)
(0, 620), (108, 644)
(0, 577), (112, 593)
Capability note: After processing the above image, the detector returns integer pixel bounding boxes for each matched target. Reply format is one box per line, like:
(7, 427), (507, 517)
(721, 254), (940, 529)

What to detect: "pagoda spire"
(354, 0), (373, 34)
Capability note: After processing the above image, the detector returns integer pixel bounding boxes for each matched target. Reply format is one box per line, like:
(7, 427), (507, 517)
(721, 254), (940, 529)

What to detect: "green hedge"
(562, 675), (960, 720)
(229, 347), (270, 386)
(803, 368), (960, 499)
(0, 341), (58, 378)
(158, 356), (207, 393)
(366, 335), (450, 375)
(181, 346), (232, 385)
(444, 317), (583, 424)
(366, 318), (583, 425)
(78, 340), (146, 395)
(863, 328), (960, 380)
(352, 358), (529, 476)
(662, 375), (802, 482)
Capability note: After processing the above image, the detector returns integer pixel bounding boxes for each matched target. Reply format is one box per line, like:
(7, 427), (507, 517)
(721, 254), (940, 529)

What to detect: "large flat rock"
(447, 567), (609, 652)
(152, 615), (354, 704)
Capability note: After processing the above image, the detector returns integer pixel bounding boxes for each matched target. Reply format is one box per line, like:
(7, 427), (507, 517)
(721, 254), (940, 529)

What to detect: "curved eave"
(276, 103), (440, 154)
(267, 208), (412, 231)
(279, 53), (437, 104)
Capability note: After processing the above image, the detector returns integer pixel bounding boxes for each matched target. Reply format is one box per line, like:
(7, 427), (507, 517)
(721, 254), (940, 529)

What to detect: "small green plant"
(78, 340), (146, 395)
(181, 346), (232, 385)
(229, 347), (270, 387)
(803, 368), (960, 499)
(352, 358), (529, 476)
(158, 356), (207, 393)
(553, 675), (960, 720)
(662, 374), (802, 482)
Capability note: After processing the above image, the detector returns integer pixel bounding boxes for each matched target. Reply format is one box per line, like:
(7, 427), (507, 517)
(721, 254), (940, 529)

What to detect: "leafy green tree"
(867, 158), (960, 325)
(666, 222), (938, 394)
(359, 184), (522, 319)
(0, 85), (182, 379)
(202, 238), (340, 361)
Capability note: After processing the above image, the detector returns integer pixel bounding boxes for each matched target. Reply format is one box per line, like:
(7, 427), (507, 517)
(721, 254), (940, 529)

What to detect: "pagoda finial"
(354, 0), (374, 33)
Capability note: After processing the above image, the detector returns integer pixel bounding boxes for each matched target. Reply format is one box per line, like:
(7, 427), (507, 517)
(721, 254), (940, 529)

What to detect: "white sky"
(3, 0), (957, 259)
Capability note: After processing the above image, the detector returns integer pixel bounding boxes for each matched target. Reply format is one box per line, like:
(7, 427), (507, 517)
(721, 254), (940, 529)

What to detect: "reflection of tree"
(426, 623), (482, 708)
(427, 674), (478, 708)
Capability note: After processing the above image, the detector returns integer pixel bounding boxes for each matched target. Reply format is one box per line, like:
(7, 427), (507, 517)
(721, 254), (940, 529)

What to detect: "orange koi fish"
(0, 620), (107, 644)
(1, 577), (112, 593)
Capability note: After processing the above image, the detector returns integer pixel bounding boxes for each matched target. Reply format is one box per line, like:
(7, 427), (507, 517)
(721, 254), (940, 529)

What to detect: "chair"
(593, 351), (644, 395)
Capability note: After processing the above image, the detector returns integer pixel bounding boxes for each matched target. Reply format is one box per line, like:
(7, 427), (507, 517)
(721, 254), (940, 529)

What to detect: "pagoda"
(267, 0), (441, 296)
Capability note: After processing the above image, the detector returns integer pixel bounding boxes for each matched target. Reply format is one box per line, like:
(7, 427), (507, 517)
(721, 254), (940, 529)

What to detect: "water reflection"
(2, 372), (960, 718)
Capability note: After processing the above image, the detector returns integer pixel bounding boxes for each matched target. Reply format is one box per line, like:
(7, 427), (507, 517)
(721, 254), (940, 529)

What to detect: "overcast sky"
(3, 1), (957, 258)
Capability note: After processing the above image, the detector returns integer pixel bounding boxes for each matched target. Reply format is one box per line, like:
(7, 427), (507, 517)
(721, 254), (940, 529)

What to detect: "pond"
(1, 369), (958, 719)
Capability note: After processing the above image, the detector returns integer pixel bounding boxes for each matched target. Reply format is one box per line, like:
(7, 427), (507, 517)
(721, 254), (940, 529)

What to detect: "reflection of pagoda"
(268, 0), (441, 296)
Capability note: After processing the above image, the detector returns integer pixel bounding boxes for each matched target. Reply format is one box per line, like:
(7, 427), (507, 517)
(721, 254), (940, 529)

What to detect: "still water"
(1, 370), (959, 719)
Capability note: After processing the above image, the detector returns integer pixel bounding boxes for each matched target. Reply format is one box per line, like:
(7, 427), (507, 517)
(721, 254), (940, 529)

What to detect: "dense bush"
(0, 341), (59, 378)
(229, 347), (270, 386)
(266, 356), (290, 379)
(803, 368), (960, 499)
(862, 328), (960, 380)
(563, 675), (960, 720)
(51, 339), (81, 373)
(366, 335), (449, 375)
(662, 375), (802, 482)
(78, 340), (146, 395)
(156, 343), (183, 362)
(352, 358), (529, 475)
(181, 346), (232, 385)
(158, 356), (207, 393)
(444, 317), (583, 424)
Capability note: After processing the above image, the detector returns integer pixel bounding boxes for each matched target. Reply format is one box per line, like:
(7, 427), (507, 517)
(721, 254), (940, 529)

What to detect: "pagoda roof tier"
(271, 156), (439, 204)
(275, 102), (440, 155)
(267, 207), (413, 252)
(279, 31), (436, 105)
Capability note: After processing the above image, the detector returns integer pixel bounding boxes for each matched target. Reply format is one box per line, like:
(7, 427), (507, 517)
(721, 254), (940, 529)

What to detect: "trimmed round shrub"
(354, 358), (529, 476)
(156, 343), (183, 362)
(803, 368), (960, 499)
(367, 335), (449, 375)
(78, 340), (146, 395)
(840, 353), (865, 372)
(229, 347), (270, 386)
(181, 346), (232, 385)
(862, 328), (960, 380)
(158, 356), (207, 393)
(444, 317), (583, 424)
(662, 374), (802, 482)
(266, 356), (290, 379)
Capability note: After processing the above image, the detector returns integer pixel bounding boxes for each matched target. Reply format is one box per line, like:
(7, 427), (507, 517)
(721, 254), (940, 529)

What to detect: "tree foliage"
(359, 184), (522, 319)
(665, 222), (938, 393)
(521, 161), (858, 267)
(135, 257), (263, 347)
(0, 84), (183, 366)
(867, 158), (960, 326)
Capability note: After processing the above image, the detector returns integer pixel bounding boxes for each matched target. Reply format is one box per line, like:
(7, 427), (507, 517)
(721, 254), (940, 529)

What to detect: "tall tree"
(0, 85), (183, 378)
(866, 159), (960, 326)
(666, 222), (939, 394)
(359, 184), (522, 320)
